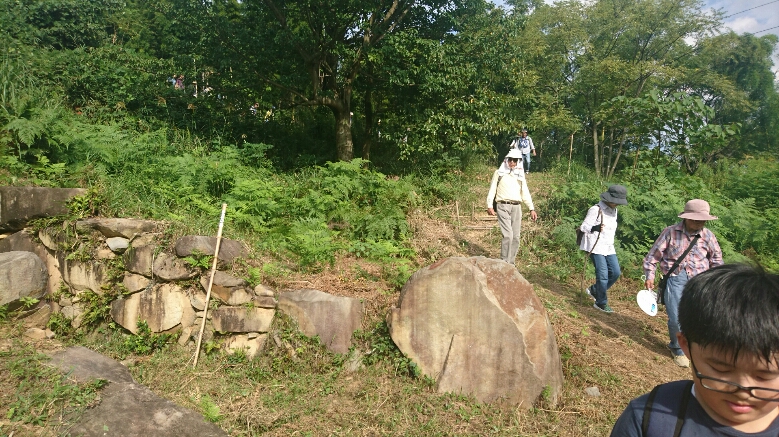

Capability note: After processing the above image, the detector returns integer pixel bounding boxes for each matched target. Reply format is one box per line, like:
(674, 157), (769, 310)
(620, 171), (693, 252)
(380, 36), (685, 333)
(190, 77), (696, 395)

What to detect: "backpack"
(576, 228), (585, 246)
(641, 380), (694, 436)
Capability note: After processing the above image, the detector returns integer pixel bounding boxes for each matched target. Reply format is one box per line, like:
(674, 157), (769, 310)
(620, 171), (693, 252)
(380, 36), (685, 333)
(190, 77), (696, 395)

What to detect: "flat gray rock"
(49, 346), (134, 384)
(75, 218), (157, 239)
(48, 346), (227, 437)
(175, 236), (247, 264)
(0, 186), (85, 231)
(0, 251), (48, 306)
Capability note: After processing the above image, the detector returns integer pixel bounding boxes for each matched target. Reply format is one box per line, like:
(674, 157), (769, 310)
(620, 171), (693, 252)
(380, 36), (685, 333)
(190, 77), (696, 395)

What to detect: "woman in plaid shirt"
(643, 199), (724, 368)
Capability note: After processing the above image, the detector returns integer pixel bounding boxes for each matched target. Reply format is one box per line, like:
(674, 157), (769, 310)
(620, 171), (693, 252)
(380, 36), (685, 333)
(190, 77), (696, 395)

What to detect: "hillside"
(0, 169), (695, 436)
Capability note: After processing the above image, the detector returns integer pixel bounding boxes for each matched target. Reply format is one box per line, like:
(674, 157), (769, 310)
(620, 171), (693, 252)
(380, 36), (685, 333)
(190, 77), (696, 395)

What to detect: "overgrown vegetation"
(0, 340), (106, 433)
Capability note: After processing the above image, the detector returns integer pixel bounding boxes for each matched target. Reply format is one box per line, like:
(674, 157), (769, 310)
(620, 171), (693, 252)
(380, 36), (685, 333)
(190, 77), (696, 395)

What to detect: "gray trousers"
(496, 203), (523, 264)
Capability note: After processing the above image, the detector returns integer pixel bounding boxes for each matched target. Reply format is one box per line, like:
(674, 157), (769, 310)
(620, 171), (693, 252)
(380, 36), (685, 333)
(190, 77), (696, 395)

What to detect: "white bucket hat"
(506, 149), (522, 159)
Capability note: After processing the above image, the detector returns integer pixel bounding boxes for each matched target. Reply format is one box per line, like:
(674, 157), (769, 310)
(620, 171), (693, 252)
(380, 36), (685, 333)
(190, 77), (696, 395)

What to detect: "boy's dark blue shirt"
(611, 380), (779, 436)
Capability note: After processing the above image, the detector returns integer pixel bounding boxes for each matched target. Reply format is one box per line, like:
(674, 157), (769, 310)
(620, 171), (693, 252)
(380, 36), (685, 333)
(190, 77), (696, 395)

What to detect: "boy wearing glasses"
(611, 263), (779, 436)
(486, 149), (537, 265)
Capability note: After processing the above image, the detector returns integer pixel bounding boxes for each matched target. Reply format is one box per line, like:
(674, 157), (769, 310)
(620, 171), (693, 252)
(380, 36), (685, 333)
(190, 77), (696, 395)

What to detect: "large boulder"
(174, 236), (247, 264)
(110, 284), (192, 334)
(0, 230), (62, 295)
(277, 289), (363, 354)
(387, 256), (564, 406)
(0, 186), (85, 232)
(75, 218), (158, 239)
(0, 251), (48, 306)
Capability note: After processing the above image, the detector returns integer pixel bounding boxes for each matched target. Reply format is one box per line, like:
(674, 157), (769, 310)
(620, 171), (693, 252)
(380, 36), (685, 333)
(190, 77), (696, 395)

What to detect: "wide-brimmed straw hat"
(600, 185), (628, 205)
(678, 199), (718, 221)
(506, 149), (522, 159)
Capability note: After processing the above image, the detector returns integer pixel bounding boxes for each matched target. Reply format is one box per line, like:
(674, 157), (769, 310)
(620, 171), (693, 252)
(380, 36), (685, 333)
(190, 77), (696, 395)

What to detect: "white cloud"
(725, 16), (761, 34)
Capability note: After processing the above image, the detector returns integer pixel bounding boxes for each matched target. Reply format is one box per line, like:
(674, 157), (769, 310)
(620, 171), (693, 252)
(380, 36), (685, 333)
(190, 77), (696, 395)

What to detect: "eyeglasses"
(508, 158), (519, 162)
(690, 353), (779, 401)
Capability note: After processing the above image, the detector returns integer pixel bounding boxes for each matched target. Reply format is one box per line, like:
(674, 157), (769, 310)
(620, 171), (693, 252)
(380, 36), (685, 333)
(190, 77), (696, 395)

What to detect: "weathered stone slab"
(0, 230), (62, 295)
(254, 284), (275, 297)
(0, 251), (48, 306)
(0, 186), (85, 232)
(123, 273), (150, 293)
(61, 303), (85, 329)
(59, 255), (108, 293)
(175, 236), (247, 264)
(211, 307), (274, 333)
(38, 226), (70, 251)
(199, 271), (250, 305)
(387, 256), (564, 406)
(49, 346), (135, 384)
(252, 296), (278, 309)
(224, 333), (267, 359)
(123, 242), (157, 277)
(277, 289), (363, 354)
(48, 346), (227, 437)
(110, 284), (188, 334)
(75, 218), (157, 239)
(23, 303), (52, 329)
(190, 290), (207, 311)
(153, 252), (196, 281)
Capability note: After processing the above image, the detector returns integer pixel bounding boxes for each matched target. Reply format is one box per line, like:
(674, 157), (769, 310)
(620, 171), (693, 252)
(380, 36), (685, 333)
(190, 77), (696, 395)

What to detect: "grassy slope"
(0, 168), (691, 436)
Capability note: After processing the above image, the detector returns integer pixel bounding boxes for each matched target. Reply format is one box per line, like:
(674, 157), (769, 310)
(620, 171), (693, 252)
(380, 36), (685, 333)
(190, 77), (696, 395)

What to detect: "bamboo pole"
(193, 203), (227, 368)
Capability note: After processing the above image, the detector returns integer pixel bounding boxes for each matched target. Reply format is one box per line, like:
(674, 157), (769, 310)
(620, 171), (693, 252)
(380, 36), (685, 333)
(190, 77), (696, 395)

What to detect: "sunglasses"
(508, 158), (519, 162)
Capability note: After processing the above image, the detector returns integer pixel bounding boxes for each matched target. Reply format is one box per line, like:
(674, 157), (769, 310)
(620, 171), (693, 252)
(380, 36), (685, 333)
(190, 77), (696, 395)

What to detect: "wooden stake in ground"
(193, 203), (227, 368)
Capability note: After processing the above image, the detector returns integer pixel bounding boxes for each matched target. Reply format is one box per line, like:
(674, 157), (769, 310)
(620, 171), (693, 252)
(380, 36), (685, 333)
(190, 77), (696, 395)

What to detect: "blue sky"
(493, 0), (779, 74)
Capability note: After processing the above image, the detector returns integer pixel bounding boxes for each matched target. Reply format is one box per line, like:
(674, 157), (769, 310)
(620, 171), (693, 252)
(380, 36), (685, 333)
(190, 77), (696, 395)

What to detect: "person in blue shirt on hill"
(509, 129), (536, 173)
(611, 263), (779, 436)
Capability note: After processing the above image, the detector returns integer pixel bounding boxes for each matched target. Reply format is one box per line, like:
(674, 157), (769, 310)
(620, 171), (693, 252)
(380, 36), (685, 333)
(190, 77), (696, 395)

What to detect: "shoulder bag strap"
(586, 207), (604, 256)
(672, 381), (694, 437)
(665, 234), (700, 278)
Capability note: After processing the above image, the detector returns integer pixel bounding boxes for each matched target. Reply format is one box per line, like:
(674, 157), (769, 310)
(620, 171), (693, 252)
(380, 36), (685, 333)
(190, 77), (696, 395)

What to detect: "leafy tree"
(527, 0), (720, 177)
(188, 0), (487, 162)
(1, 0), (121, 50)
(684, 32), (779, 155)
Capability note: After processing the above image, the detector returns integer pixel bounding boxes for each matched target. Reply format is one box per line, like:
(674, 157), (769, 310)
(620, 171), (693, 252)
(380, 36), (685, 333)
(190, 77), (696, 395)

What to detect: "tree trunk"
(607, 130), (626, 179)
(592, 122), (601, 178)
(362, 86), (374, 162)
(334, 108), (354, 161)
(606, 128), (614, 176)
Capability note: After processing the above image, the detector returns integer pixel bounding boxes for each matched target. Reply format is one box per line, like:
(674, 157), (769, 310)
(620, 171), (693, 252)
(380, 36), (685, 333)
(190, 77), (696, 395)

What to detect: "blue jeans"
(522, 152), (532, 172)
(589, 254), (621, 306)
(664, 270), (689, 355)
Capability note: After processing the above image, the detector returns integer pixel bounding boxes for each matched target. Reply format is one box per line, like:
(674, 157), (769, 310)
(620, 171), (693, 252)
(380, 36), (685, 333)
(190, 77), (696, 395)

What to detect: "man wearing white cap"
(486, 149), (538, 265)
(643, 199), (723, 368)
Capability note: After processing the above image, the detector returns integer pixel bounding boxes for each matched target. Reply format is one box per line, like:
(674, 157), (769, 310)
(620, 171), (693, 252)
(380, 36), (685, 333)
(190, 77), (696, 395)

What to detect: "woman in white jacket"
(579, 185), (628, 313)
